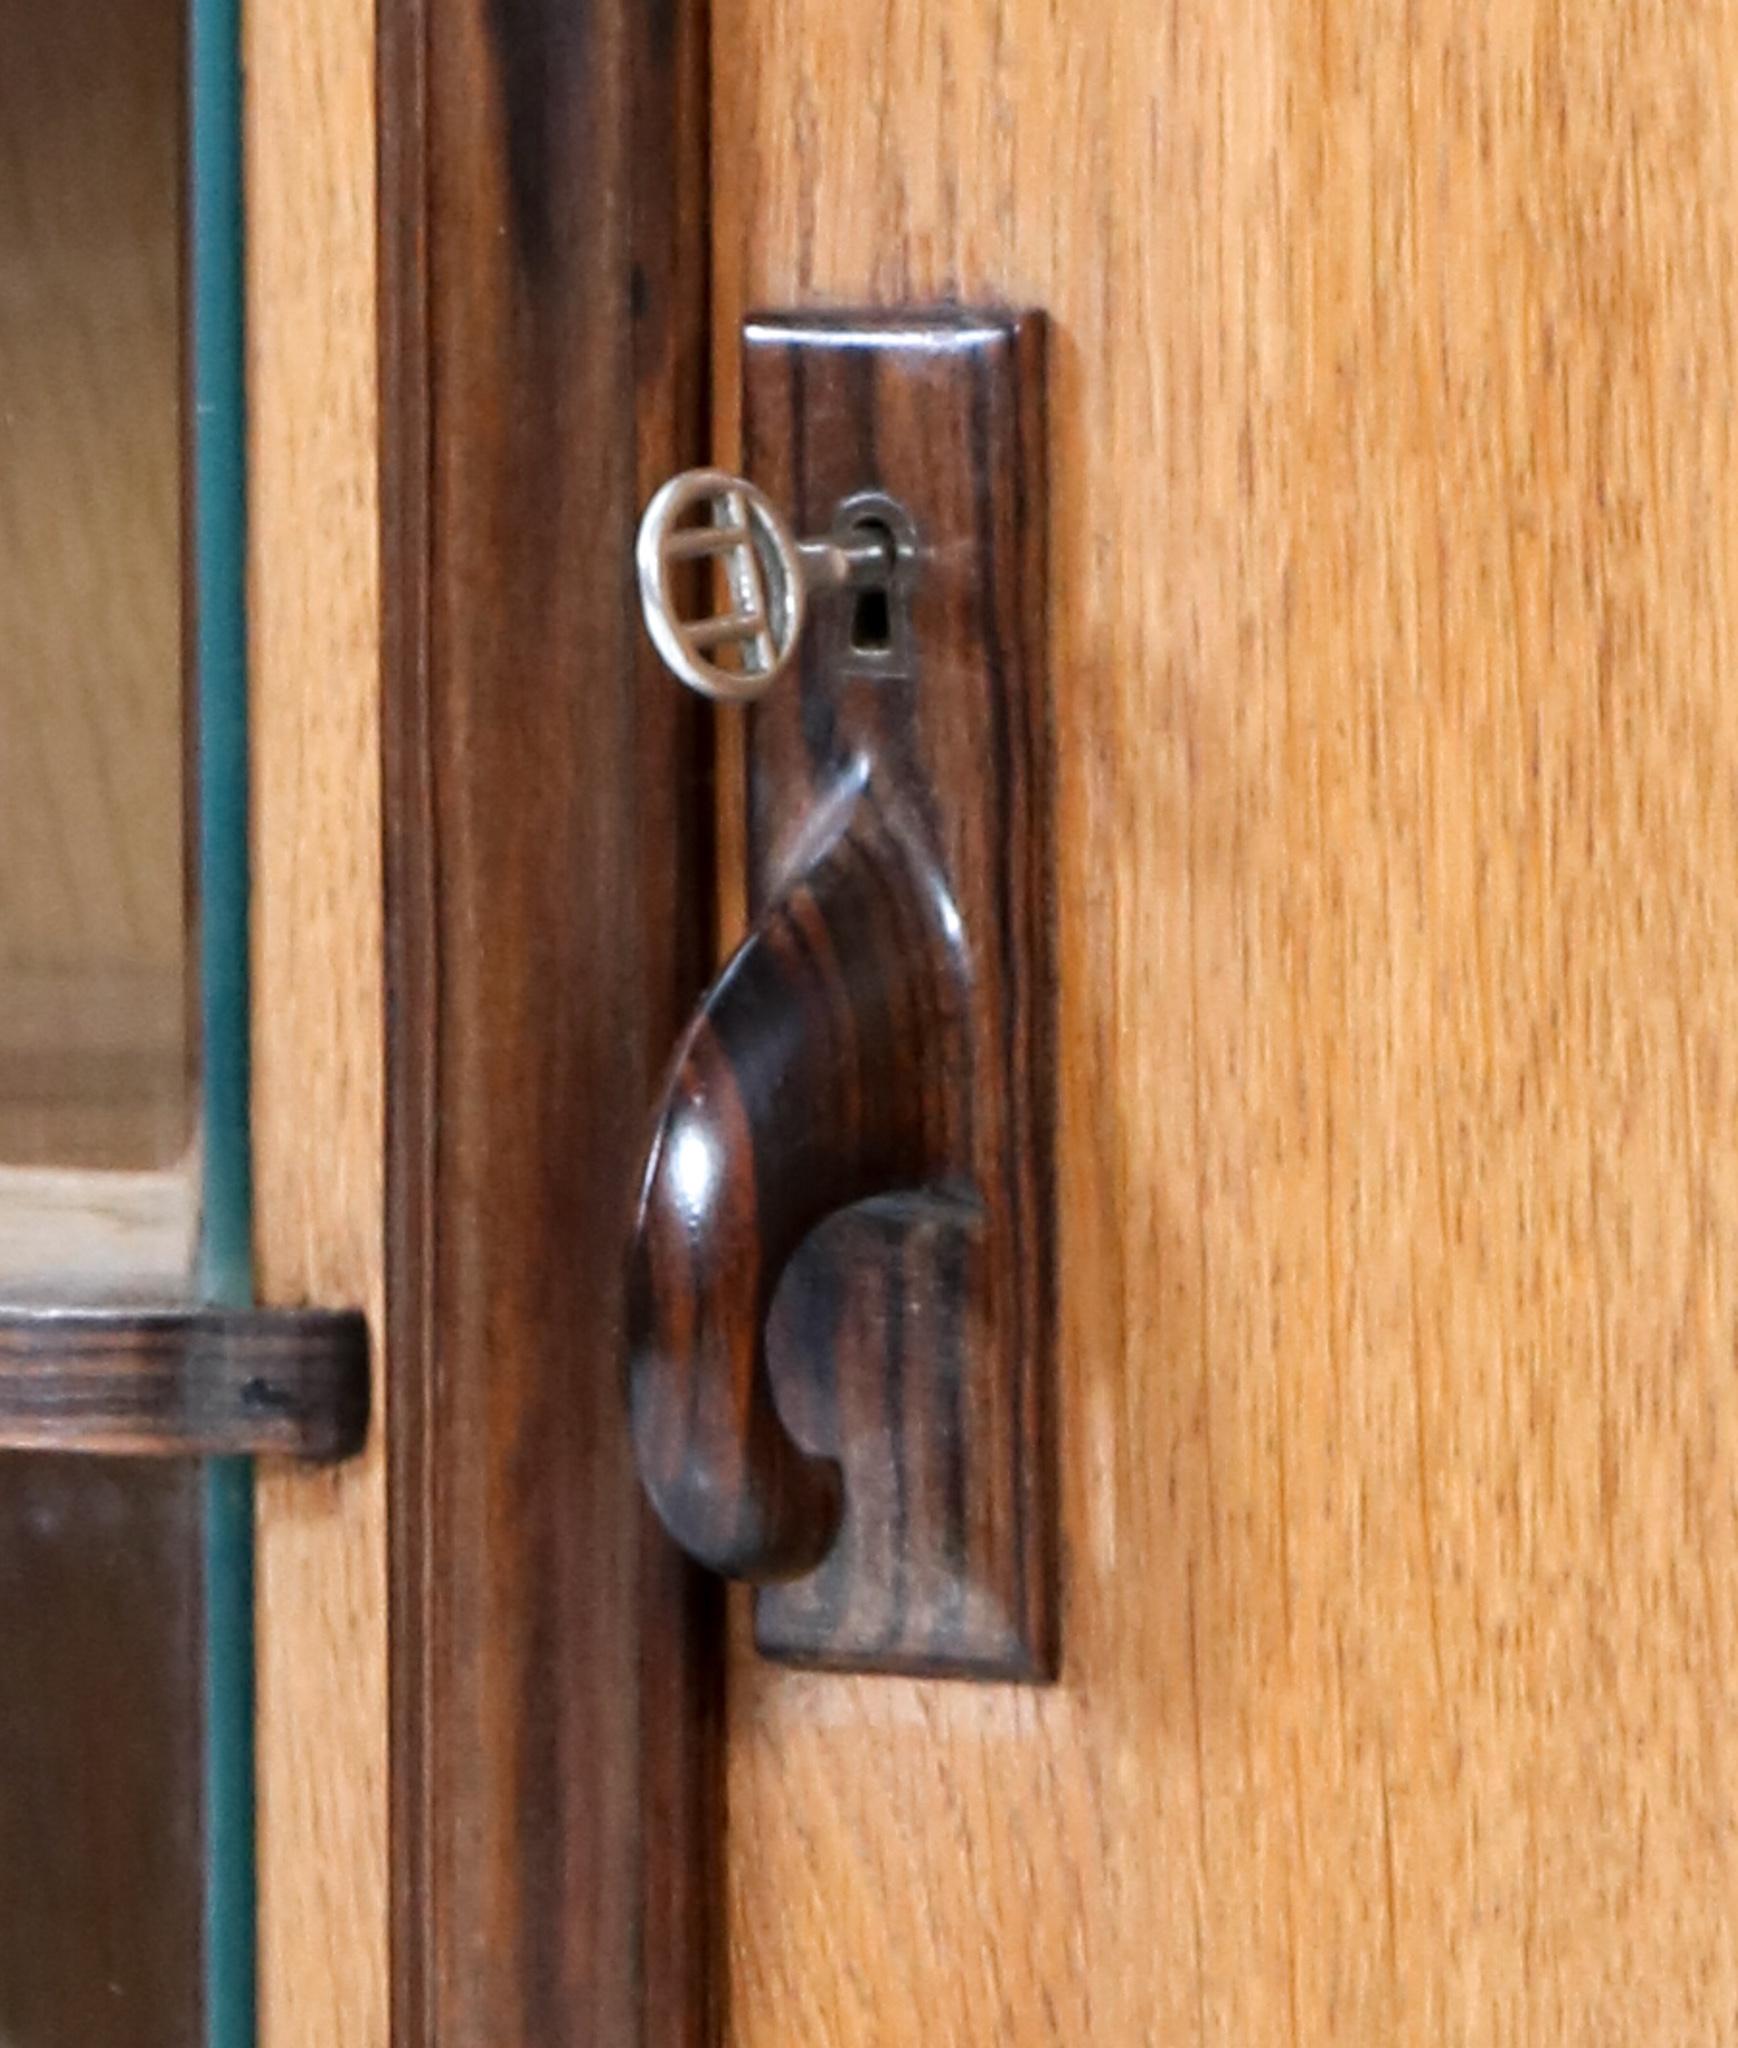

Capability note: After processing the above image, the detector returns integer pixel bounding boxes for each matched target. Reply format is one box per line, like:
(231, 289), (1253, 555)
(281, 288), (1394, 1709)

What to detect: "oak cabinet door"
(263, 6), (1738, 2044)
(712, 7), (1738, 2044)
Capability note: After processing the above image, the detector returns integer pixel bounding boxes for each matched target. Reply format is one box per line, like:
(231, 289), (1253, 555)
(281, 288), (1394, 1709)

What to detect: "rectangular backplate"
(744, 310), (1056, 1680)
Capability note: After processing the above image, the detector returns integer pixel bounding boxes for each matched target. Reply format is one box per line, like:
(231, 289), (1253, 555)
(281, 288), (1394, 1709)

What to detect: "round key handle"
(636, 468), (894, 702)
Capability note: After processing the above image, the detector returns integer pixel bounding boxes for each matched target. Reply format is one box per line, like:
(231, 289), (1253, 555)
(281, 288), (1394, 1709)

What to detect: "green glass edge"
(190, 0), (257, 2039)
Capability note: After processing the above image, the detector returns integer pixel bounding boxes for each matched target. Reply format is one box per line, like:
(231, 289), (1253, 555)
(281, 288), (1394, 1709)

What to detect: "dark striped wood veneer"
(629, 311), (1058, 1680)
(0, 1306), (368, 1459)
(379, 0), (718, 2039)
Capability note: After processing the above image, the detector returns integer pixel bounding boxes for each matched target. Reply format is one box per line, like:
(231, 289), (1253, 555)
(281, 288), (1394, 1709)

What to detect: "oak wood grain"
(0, 1163), (197, 1291)
(0, 0), (184, 983)
(246, 0), (391, 2041)
(716, 3), (1738, 2041)
(0, 0), (190, 1174)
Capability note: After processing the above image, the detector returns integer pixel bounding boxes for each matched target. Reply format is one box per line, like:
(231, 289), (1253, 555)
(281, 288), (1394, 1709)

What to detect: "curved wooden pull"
(627, 783), (958, 1579)
(629, 308), (1053, 1677)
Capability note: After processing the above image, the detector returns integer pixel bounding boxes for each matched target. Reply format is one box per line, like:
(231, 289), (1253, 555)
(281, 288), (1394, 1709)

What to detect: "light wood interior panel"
(0, 0), (187, 1179)
(715, 5), (1738, 2041)
(247, 0), (388, 2042)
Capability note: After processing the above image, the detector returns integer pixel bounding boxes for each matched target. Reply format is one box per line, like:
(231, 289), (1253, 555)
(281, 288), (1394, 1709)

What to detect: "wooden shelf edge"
(0, 1305), (370, 1460)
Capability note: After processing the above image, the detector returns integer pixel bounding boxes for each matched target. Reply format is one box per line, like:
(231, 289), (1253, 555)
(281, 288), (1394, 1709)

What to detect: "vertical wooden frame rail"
(379, 1), (717, 2041)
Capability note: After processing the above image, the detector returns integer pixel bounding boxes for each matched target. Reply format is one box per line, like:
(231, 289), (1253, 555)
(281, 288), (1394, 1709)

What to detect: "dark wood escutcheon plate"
(629, 310), (1055, 1679)
(748, 310), (1055, 1679)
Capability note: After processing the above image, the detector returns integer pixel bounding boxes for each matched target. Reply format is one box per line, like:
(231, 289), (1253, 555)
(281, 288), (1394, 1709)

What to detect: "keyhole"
(847, 517), (897, 653)
(850, 583), (892, 654)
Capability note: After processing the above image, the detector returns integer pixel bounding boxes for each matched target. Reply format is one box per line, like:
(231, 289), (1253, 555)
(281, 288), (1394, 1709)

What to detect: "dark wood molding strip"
(0, 1306), (369, 1460)
(380, 0), (718, 2042)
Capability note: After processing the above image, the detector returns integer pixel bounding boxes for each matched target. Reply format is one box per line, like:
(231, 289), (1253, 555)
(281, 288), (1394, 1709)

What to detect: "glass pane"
(0, 1465), (205, 2043)
(0, 0), (253, 2041)
(0, 0), (195, 1288)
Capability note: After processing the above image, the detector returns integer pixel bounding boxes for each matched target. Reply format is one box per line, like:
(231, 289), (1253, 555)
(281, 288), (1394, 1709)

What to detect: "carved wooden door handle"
(628, 776), (957, 1580)
(625, 310), (1057, 1680)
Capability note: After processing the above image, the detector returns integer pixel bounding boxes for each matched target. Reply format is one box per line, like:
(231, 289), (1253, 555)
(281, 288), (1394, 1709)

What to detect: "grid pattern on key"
(661, 486), (777, 679)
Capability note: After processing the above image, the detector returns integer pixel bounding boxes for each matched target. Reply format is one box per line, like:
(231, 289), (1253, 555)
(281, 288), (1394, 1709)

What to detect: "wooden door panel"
(715, 5), (1738, 2041)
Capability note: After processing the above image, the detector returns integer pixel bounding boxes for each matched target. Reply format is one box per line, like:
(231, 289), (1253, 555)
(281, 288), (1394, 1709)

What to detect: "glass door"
(0, 0), (256, 2038)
